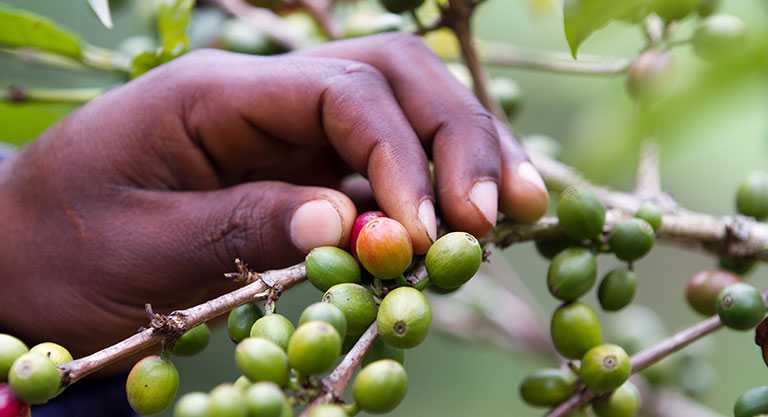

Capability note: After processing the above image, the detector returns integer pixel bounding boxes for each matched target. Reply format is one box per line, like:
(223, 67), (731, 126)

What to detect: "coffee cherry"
(716, 283), (766, 330)
(557, 187), (606, 241)
(307, 404), (348, 417)
(353, 359), (408, 413)
(490, 78), (523, 120)
(626, 50), (674, 101)
(377, 287), (432, 349)
(228, 303), (264, 343)
(0, 335), (28, 383)
(519, 368), (577, 407)
(306, 247), (361, 291)
(425, 232), (483, 290)
(244, 382), (285, 417)
(0, 383), (29, 417)
(535, 239), (576, 260)
(598, 268), (637, 312)
(592, 382), (640, 417)
(174, 392), (210, 417)
(736, 171), (768, 219)
(8, 352), (61, 406)
(287, 321), (342, 375)
(233, 376), (252, 392)
(350, 211), (386, 257)
(693, 14), (748, 61)
(250, 315), (295, 351)
(547, 248), (597, 302)
(125, 355), (178, 415)
(719, 255), (758, 276)
(378, 0), (425, 14)
(609, 219), (655, 262)
(363, 339), (405, 367)
(323, 284), (378, 342)
(356, 218), (413, 279)
(299, 302), (348, 341)
(171, 324), (211, 357)
(580, 344), (631, 393)
(235, 338), (288, 386)
(635, 203), (662, 232)
(685, 269), (741, 316)
(734, 386), (768, 417)
(650, 0), (700, 21)
(27, 343), (71, 367)
(551, 302), (602, 359)
(209, 384), (247, 417)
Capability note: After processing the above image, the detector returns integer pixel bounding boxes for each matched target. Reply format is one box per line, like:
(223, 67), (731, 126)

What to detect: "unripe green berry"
(719, 255), (757, 276)
(228, 303), (264, 343)
(244, 382), (285, 417)
(287, 321), (341, 375)
(598, 268), (637, 311)
(0, 335), (28, 383)
(693, 14), (748, 61)
(716, 283), (766, 330)
(734, 386), (768, 417)
(28, 343), (72, 367)
(377, 287), (432, 349)
(609, 219), (655, 262)
(547, 247), (597, 302)
(306, 247), (361, 291)
(685, 269), (741, 316)
(378, 0), (425, 14)
(299, 302), (348, 341)
(363, 339), (405, 367)
(250, 314), (295, 351)
(323, 284), (378, 342)
(9, 352), (61, 405)
(425, 232), (483, 290)
(580, 344), (631, 393)
(557, 187), (606, 241)
(535, 238), (575, 260)
(356, 218), (413, 279)
(171, 324), (210, 357)
(651, 0), (700, 21)
(235, 338), (288, 386)
(353, 359), (408, 413)
(635, 203), (662, 231)
(209, 384), (247, 417)
(736, 171), (768, 219)
(551, 302), (602, 359)
(490, 78), (523, 121)
(307, 404), (348, 417)
(592, 382), (640, 417)
(125, 355), (178, 415)
(174, 392), (210, 417)
(519, 368), (577, 407)
(233, 375), (252, 392)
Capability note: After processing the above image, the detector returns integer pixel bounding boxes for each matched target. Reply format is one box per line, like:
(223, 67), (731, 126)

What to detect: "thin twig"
(481, 43), (630, 76)
(634, 140), (663, 198)
(2, 86), (104, 104)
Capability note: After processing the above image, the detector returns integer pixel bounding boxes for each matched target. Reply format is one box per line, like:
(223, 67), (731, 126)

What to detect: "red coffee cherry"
(0, 384), (30, 417)
(356, 218), (413, 279)
(686, 269), (741, 316)
(350, 211), (386, 256)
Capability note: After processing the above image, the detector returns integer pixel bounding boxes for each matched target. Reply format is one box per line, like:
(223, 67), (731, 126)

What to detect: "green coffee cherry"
(299, 302), (348, 341)
(697, 0), (720, 16)
(608, 219), (655, 262)
(8, 352), (61, 405)
(378, 0), (425, 14)
(306, 247), (361, 291)
(716, 283), (766, 330)
(650, 0), (700, 21)
(551, 302), (602, 359)
(250, 314), (295, 351)
(535, 239), (575, 260)
(171, 324), (211, 356)
(209, 384), (247, 417)
(322, 284), (378, 342)
(0, 334), (28, 382)
(28, 342), (71, 367)
(685, 269), (741, 316)
(736, 171), (768, 219)
(125, 355), (178, 415)
(228, 303), (264, 343)
(734, 386), (768, 417)
(174, 392), (210, 417)
(547, 248), (597, 302)
(557, 187), (606, 241)
(307, 404), (348, 417)
(377, 287), (432, 349)
(693, 14), (748, 61)
(592, 382), (640, 417)
(353, 359), (408, 413)
(287, 321), (342, 375)
(580, 344), (631, 393)
(635, 203), (662, 231)
(235, 338), (288, 386)
(598, 268), (637, 311)
(490, 78), (523, 120)
(425, 232), (483, 290)
(519, 368), (578, 407)
(363, 338), (405, 367)
(233, 375), (252, 392)
(244, 382), (285, 417)
(719, 255), (758, 276)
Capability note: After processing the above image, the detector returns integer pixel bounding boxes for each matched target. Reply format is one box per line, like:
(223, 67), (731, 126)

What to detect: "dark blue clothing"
(32, 373), (136, 417)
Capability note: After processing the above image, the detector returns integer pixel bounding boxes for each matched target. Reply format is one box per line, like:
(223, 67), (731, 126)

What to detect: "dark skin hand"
(0, 34), (548, 359)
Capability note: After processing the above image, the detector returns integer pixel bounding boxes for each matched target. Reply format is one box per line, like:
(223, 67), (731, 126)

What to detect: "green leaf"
(87, 0), (113, 29)
(563, 0), (642, 58)
(0, 4), (83, 58)
(157, 0), (195, 56)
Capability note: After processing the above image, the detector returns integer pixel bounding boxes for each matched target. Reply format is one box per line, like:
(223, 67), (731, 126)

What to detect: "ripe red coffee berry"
(350, 211), (386, 256)
(0, 384), (29, 417)
(686, 269), (741, 316)
(356, 218), (413, 279)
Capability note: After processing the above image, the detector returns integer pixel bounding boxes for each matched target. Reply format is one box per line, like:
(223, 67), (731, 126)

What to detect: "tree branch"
(481, 43), (630, 76)
(2, 86), (104, 104)
(634, 140), (663, 198)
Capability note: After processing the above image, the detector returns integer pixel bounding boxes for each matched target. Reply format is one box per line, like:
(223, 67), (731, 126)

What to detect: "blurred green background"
(1, 0), (767, 416)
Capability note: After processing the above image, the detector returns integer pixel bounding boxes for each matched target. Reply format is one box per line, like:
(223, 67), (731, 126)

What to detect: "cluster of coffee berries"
(0, 334), (74, 416)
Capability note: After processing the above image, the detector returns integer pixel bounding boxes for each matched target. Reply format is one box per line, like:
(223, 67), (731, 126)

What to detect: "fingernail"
(517, 161), (547, 193)
(290, 200), (343, 253)
(418, 199), (437, 242)
(470, 180), (498, 226)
